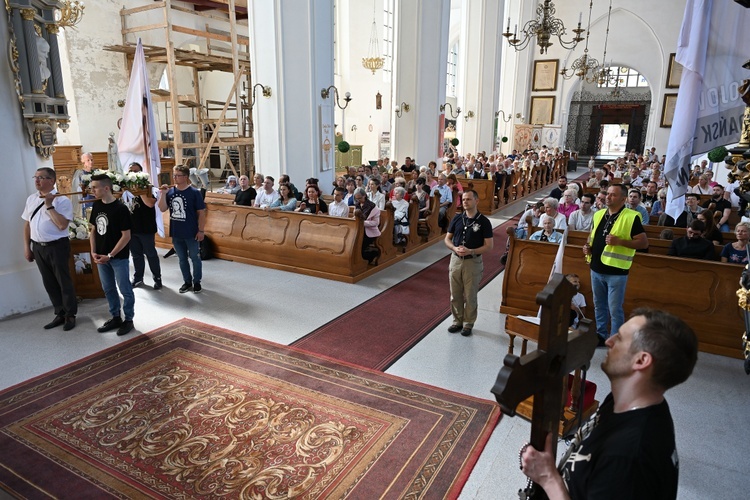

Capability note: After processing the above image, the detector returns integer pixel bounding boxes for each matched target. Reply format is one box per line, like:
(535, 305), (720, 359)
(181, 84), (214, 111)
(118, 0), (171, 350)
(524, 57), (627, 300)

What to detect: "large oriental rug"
(293, 215), (520, 370)
(0, 319), (500, 499)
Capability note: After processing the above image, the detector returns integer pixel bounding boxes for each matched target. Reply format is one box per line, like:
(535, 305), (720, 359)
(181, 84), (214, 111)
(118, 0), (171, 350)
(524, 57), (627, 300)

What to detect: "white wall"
(519, 0), (686, 155)
(0, 19), (56, 318)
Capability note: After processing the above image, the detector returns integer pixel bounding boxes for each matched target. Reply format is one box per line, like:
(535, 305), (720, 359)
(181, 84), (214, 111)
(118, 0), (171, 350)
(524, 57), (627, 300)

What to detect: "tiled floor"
(1, 174), (747, 499)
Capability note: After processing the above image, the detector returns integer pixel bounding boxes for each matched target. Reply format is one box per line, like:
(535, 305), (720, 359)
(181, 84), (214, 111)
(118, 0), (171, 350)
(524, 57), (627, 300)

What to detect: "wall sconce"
(440, 102), (461, 118)
(395, 102), (410, 117)
(250, 83), (272, 108)
(321, 85), (352, 109)
(57, 0), (86, 29)
(495, 110), (512, 123)
(464, 110), (475, 122)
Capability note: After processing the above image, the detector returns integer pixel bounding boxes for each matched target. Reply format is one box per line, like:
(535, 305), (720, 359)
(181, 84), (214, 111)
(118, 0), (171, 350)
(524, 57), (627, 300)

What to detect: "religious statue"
(107, 132), (123, 174)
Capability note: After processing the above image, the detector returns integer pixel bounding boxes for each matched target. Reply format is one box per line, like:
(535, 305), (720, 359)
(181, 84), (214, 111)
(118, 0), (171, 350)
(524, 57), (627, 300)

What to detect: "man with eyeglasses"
(158, 165), (206, 293)
(22, 168), (77, 331)
(583, 184), (648, 347)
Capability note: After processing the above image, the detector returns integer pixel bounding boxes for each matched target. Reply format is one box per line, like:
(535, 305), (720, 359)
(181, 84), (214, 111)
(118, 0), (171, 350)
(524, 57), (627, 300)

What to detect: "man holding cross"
(520, 308), (698, 499)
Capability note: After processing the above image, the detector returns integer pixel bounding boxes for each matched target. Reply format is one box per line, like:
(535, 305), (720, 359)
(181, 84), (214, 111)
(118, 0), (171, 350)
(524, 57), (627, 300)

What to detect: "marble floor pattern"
(1, 172), (747, 499)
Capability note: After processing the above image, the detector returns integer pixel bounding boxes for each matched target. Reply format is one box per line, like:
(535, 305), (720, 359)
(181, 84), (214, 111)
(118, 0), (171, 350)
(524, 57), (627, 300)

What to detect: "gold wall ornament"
(56, 0), (84, 29)
(20, 8), (35, 21)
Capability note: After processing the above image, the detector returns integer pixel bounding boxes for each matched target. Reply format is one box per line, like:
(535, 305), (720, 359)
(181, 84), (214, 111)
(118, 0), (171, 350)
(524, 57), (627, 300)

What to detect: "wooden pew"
(419, 192), (442, 242)
(501, 232), (744, 359)
(204, 192), (235, 205)
(458, 178), (497, 215)
(566, 230), (723, 259)
(156, 199), (447, 283)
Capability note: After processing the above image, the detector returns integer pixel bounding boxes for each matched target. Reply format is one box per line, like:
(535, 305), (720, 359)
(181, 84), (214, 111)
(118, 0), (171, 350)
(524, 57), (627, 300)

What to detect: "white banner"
(664, 0), (750, 220)
(117, 39), (164, 237)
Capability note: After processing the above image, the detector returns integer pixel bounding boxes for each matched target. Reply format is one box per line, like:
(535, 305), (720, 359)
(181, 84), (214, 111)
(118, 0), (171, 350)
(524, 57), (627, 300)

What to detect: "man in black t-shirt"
(89, 174), (135, 336)
(702, 184), (732, 231)
(234, 175), (257, 206)
(127, 162), (162, 290)
(668, 220), (715, 260)
(584, 185), (648, 345)
(549, 176), (568, 200)
(444, 190), (494, 337)
(521, 308), (698, 500)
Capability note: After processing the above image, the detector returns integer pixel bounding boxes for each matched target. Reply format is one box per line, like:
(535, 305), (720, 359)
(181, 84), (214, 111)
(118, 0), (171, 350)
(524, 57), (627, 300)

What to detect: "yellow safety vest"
(589, 208), (640, 270)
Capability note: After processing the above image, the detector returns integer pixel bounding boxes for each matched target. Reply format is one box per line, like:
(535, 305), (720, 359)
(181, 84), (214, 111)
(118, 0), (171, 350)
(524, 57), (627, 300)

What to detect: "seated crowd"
(513, 149), (748, 265)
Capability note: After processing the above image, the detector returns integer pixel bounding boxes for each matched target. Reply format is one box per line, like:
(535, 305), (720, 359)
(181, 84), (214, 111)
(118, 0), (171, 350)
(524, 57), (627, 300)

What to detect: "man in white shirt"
(328, 187), (350, 217)
(253, 176), (280, 208)
(22, 168), (78, 331)
(568, 193), (596, 231)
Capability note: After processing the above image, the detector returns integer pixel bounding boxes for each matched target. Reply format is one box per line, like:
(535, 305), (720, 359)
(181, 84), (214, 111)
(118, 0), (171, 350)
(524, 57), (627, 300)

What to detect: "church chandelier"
(502, 0), (585, 55)
(560, 0), (599, 81)
(362, 1), (385, 74)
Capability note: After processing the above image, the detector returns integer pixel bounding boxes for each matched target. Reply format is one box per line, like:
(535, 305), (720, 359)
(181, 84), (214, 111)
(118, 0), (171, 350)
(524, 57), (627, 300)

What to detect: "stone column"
(456, 0), (505, 155)
(248, 0), (335, 187)
(390, 0), (451, 167)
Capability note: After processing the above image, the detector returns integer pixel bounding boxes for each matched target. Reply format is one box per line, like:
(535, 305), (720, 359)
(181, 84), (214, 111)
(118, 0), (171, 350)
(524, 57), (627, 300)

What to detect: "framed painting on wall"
(530, 96), (555, 125)
(666, 53), (683, 88)
(660, 94), (678, 128)
(532, 59), (559, 91)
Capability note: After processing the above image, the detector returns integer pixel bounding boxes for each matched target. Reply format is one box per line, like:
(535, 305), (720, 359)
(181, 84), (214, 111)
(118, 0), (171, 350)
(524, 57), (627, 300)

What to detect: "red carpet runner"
(293, 214), (521, 370)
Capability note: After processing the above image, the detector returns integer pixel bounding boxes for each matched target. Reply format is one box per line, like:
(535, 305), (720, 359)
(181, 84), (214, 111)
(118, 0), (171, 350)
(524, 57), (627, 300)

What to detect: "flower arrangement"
(79, 169), (151, 193)
(68, 217), (90, 240)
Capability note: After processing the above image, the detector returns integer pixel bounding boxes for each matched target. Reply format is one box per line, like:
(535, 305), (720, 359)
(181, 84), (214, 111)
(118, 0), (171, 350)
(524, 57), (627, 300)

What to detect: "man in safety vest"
(583, 184), (648, 346)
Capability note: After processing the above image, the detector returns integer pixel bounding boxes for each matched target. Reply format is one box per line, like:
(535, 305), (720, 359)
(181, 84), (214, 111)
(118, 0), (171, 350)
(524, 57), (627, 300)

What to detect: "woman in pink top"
(558, 188), (579, 220)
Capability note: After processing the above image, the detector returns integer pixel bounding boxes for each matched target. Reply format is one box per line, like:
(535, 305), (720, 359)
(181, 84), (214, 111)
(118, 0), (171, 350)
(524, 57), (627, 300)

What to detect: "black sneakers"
(117, 320), (134, 336)
(193, 282), (202, 293)
(98, 317), (123, 333)
(179, 283), (193, 293)
(131, 279), (143, 288)
(448, 324), (462, 333)
(153, 279), (163, 290)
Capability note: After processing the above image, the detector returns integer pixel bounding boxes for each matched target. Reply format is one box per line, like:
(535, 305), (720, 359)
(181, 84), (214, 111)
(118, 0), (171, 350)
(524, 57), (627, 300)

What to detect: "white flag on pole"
(664, 0), (750, 221)
(117, 39), (165, 237)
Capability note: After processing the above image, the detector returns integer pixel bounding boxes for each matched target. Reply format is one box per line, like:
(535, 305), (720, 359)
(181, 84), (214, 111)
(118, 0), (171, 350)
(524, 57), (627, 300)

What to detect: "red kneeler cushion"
(565, 376), (597, 409)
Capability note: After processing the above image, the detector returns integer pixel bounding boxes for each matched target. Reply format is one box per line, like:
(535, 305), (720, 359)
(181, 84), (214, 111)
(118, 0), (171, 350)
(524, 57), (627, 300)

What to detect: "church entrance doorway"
(586, 104), (646, 158)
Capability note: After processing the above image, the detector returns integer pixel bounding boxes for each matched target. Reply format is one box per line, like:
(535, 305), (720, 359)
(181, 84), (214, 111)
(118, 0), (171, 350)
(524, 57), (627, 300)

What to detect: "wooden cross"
(491, 273), (598, 499)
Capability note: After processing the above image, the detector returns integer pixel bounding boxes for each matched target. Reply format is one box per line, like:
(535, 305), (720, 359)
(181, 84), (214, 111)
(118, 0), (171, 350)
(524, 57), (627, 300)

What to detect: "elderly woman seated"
(217, 175), (240, 195)
(529, 215), (563, 243)
(391, 186), (410, 245)
(558, 188), (580, 220)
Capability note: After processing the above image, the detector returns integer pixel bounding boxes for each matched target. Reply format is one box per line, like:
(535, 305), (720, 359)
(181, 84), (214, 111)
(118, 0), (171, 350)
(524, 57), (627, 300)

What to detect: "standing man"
(127, 162), (162, 289)
(444, 190), (494, 337)
(22, 168), (78, 331)
(88, 173), (135, 336)
(521, 308), (698, 500)
(584, 184), (648, 346)
(158, 165), (206, 293)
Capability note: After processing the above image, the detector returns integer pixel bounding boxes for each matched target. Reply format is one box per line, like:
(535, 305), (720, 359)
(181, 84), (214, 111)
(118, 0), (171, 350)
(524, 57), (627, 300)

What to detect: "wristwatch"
(107, 253), (114, 259)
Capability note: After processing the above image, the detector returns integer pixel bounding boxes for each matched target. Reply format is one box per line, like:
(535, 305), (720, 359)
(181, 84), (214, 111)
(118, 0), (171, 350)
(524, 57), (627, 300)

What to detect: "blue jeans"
(590, 270), (628, 339)
(97, 258), (134, 321)
(173, 237), (202, 285)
